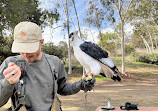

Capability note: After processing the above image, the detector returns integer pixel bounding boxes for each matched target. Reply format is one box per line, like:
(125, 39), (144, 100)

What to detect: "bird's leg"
(85, 73), (93, 81)
(82, 69), (91, 80)
(82, 73), (93, 81)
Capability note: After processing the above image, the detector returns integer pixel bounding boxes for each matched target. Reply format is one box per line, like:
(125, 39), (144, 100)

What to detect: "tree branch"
(119, 0), (122, 13)
(72, 0), (81, 36)
(105, 12), (121, 39)
(58, 0), (66, 14)
(123, 0), (134, 20)
(108, 0), (120, 14)
(111, 22), (121, 39)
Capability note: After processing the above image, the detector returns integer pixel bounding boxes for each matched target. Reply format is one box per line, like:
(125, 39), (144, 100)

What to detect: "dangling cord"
(92, 84), (96, 95)
(84, 92), (88, 111)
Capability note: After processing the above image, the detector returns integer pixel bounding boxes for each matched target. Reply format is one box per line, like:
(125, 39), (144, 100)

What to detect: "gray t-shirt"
(0, 53), (81, 111)
(24, 54), (54, 110)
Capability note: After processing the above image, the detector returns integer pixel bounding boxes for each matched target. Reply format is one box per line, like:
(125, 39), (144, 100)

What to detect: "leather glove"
(76, 76), (96, 93)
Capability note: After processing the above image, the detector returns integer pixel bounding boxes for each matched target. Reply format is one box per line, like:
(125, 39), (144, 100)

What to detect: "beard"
(20, 49), (41, 63)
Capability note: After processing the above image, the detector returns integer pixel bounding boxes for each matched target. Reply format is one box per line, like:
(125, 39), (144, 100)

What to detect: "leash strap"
(44, 54), (62, 111)
(11, 57), (26, 111)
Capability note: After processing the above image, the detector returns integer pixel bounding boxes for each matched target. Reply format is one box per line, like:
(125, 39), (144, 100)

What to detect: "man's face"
(20, 39), (44, 62)
(20, 48), (41, 62)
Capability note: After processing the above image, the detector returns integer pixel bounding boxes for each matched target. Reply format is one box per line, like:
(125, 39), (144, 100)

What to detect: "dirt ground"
(59, 78), (158, 111)
(0, 73), (158, 111)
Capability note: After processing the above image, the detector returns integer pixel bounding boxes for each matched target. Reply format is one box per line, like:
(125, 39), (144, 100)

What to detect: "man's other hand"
(3, 62), (21, 85)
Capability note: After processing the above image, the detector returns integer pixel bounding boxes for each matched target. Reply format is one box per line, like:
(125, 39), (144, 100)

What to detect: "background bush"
(125, 45), (135, 55)
(130, 52), (140, 62)
(130, 52), (158, 65)
(41, 42), (68, 64)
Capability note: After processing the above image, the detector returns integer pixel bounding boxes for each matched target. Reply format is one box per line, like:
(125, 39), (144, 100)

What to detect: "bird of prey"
(69, 31), (122, 82)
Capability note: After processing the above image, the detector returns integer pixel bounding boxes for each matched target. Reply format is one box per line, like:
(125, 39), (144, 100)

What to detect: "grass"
(95, 75), (111, 81)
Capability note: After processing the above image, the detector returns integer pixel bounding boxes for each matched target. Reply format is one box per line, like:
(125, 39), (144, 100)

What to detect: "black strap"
(44, 54), (58, 96)
(11, 57), (26, 111)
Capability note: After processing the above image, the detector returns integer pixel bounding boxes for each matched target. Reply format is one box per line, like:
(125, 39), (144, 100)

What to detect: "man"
(0, 21), (95, 111)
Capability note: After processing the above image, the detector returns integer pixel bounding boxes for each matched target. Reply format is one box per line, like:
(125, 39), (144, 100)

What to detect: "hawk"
(69, 31), (122, 82)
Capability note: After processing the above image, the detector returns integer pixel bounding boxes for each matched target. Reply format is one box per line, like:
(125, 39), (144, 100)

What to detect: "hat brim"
(12, 41), (40, 53)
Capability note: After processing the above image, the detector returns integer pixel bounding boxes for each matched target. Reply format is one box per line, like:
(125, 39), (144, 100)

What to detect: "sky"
(38, 0), (133, 45)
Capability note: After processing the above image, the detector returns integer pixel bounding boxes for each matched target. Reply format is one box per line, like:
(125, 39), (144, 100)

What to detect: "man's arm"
(0, 59), (14, 107)
(0, 58), (21, 107)
(57, 59), (95, 95)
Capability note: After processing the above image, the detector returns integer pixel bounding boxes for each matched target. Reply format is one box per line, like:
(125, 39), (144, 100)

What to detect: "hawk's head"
(69, 31), (78, 43)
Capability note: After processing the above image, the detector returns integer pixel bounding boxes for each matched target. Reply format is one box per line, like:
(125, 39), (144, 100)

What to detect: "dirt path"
(59, 80), (158, 111)
(1, 77), (158, 111)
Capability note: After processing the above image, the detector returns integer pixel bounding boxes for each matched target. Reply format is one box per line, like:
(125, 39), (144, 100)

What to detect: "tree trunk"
(66, 0), (72, 74)
(155, 36), (158, 49)
(99, 29), (103, 48)
(147, 30), (154, 53)
(72, 0), (81, 36)
(121, 20), (125, 74)
(140, 35), (152, 54)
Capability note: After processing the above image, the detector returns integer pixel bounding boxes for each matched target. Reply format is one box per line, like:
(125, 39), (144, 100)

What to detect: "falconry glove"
(76, 77), (96, 93)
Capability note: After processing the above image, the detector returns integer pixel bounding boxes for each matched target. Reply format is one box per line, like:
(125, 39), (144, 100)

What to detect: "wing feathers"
(99, 63), (115, 78)
(99, 62), (121, 82)
(79, 41), (121, 81)
(79, 42), (108, 60)
(99, 57), (115, 68)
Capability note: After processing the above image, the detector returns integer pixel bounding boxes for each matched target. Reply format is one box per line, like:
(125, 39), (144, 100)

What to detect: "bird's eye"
(69, 32), (74, 38)
(71, 33), (74, 36)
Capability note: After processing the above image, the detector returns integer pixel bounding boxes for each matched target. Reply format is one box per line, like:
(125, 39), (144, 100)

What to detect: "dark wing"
(79, 41), (109, 60)
(80, 41), (121, 81)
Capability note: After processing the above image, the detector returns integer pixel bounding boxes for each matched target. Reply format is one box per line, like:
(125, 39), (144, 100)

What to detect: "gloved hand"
(77, 76), (96, 93)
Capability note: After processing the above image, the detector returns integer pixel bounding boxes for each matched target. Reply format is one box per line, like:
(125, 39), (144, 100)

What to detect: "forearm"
(57, 78), (81, 96)
(0, 78), (14, 107)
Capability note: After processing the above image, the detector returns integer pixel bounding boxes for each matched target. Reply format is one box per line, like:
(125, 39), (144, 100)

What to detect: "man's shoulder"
(44, 53), (60, 61)
(5, 55), (22, 62)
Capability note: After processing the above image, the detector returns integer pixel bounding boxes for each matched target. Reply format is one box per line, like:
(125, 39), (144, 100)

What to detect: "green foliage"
(0, 37), (16, 64)
(0, 0), (60, 64)
(128, 0), (158, 49)
(125, 45), (135, 55)
(95, 75), (111, 81)
(130, 52), (140, 62)
(41, 42), (68, 61)
(0, 0), (41, 29)
(139, 54), (158, 65)
(98, 32), (119, 53)
(130, 52), (158, 65)
(0, 0), (59, 29)
(86, 1), (105, 28)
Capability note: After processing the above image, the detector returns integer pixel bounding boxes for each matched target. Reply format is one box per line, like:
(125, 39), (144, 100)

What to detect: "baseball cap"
(12, 21), (42, 53)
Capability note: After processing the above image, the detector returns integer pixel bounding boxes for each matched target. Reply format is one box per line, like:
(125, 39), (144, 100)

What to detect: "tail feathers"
(99, 62), (115, 78)
(111, 66), (119, 73)
(99, 73), (106, 77)
(100, 73), (121, 82)
(99, 62), (121, 82)
(111, 75), (121, 82)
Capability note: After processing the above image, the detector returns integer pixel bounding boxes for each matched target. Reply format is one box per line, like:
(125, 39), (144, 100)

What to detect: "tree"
(57, 0), (72, 74)
(132, 22), (153, 53)
(58, 41), (68, 64)
(128, 0), (158, 53)
(0, 37), (14, 64)
(86, 0), (105, 48)
(42, 42), (67, 61)
(99, 32), (119, 53)
(0, 0), (43, 30)
(100, 0), (134, 74)
(0, 0), (60, 64)
(72, 0), (81, 36)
